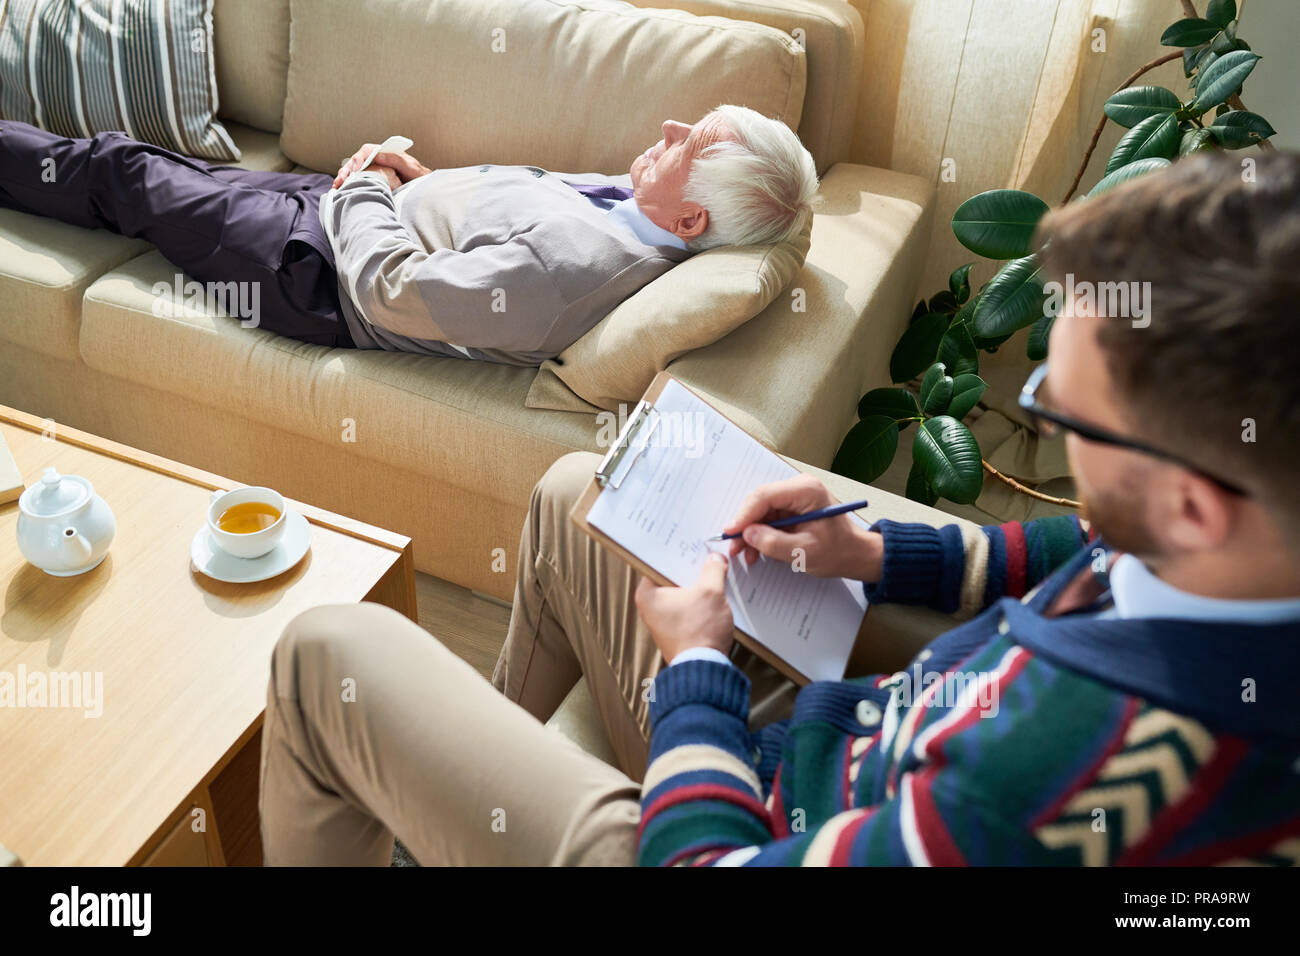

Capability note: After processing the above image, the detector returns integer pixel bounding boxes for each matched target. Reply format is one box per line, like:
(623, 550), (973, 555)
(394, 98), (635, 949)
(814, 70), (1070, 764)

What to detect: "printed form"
(586, 379), (868, 681)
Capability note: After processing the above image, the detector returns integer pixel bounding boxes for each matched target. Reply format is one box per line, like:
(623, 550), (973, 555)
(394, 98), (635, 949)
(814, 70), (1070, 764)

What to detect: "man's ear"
(1163, 470), (1237, 553)
(673, 204), (709, 240)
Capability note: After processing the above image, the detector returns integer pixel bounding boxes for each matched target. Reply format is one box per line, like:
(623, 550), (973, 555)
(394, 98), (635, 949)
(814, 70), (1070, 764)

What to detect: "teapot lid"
(19, 467), (91, 517)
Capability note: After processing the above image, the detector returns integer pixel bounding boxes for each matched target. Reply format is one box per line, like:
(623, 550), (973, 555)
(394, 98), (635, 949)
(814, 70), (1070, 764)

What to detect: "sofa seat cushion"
(0, 214), (150, 362)
(220, 122), (295, 173)
(79, 251), (602, 502)
(0, 122), (292, 363)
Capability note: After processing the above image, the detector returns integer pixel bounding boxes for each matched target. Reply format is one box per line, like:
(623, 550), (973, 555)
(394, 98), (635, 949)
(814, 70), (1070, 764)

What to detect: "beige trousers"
(259, 451), (796, 865)
(491, 451), (799, 778)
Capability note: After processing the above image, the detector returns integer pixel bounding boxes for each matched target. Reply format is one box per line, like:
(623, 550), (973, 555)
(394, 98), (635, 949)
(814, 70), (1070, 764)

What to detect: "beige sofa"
(0, 0), (937, 601)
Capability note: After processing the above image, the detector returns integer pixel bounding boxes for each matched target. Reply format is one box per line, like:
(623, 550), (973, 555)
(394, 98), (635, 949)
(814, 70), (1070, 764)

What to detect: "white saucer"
(190, 509), (312, 584)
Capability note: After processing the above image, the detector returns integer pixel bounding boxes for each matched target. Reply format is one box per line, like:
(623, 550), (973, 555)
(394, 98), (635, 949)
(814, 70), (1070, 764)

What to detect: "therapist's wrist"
(846, 525), (885, 584)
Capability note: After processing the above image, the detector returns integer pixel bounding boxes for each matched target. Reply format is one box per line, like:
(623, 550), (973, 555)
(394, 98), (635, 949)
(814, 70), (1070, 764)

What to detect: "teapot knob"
(41, 467), (61, 486)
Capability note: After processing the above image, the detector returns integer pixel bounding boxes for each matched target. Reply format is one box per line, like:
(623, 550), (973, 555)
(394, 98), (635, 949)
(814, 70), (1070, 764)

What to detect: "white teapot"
(16, 467), (117, 576)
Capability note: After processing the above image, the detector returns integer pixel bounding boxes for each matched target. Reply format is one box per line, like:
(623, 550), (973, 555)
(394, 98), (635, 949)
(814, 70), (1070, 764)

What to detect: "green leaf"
(1206, 0), (1236, 29)
(905, 461), (939, 507)
(946, 373), (987, 421)
(928, 290), (959, 314)
(972, 255), (1047, 339)
(831, 415), (899, 485)
(937, 321), (979, 377)
(949, 263), (974, 304)
(909, 299), (927, 324)
(1026, 313), (1055, 361)
(1210, 27), (1237, 56)
(1208, 110), (1277, 148)
(889, 312), (949, 383)
(1191, 51), (1219, 90)
(915, 417), (983, 504)
(920, 363), (954, 416)
(951, 190), (1050, 260)
(1087, 157), (1172, 197)
(1103, 85), (1182, 128)
(1160, 17), (1220, 47)
(857, 387), (919, 426)
(1105, 113), (1179, 173)
(1179, 127), (1217, 155)
(1192, 50), (1261, 112)
(1183, 43), (1207, 78)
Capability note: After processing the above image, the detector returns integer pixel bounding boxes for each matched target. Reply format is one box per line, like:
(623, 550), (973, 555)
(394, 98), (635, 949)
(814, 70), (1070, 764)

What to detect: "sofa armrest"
(784, 454), (980, 677)
(667, 162), (935, 471)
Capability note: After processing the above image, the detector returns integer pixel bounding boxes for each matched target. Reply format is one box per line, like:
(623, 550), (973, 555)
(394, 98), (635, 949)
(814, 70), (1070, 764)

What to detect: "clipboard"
(570, 371), (856, 686)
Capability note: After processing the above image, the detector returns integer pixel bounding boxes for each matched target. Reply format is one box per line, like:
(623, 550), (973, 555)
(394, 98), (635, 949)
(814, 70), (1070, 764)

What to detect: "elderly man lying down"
(0, 105), (816, 362)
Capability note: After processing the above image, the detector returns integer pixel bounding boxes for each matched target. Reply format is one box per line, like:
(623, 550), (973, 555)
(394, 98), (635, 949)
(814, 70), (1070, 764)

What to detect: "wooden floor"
(411, 572), (513, 680)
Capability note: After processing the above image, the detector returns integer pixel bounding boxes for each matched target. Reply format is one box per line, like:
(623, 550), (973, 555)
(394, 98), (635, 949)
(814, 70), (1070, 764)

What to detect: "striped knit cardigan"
(638, 515), (1300, 866)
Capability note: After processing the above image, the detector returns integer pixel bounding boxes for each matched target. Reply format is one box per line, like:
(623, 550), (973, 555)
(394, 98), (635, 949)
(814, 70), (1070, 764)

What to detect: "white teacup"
(207, 487), (287, 559)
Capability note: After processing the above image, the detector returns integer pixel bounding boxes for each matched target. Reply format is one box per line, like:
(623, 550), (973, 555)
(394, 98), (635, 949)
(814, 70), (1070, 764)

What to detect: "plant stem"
(981, 459), (1082, 508)
(1061, 50), (1183, 203)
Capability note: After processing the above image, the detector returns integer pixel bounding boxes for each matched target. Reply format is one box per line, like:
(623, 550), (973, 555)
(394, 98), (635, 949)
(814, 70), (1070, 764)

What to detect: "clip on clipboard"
(571, 372), (869, 685)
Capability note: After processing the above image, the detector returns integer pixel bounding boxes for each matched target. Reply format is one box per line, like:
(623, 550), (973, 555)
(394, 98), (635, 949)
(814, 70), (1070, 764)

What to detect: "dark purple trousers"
(0, 121), (352, 347)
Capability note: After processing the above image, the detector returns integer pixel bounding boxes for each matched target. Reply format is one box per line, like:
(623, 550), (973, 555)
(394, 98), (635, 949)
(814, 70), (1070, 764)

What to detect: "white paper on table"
(586, 378), (868, 682)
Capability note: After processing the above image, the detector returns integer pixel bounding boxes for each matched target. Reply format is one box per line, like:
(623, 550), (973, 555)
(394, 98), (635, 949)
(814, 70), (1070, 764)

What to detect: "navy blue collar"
(1000, 546), (1300, 743)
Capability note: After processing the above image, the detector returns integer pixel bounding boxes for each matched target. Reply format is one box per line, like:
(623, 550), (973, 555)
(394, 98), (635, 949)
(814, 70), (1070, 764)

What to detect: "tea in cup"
(207, 487), (286, 559)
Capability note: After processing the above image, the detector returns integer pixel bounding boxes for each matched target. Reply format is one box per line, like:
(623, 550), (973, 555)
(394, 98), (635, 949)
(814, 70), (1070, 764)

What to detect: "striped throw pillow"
(0, 0), (238, 161)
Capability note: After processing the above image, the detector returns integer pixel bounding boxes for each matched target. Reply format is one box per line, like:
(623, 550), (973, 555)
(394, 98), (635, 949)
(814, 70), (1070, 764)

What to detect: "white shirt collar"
(1109, 553), (1300, 624)
(605, 196), (689, 251)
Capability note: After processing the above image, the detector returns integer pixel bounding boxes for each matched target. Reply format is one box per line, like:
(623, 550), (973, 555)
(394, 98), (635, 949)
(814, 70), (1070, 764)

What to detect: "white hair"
(682, 104), (819, 251)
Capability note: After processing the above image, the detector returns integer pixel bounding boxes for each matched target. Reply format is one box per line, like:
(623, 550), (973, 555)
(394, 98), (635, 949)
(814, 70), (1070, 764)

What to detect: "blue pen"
(705, 498), (869, 542)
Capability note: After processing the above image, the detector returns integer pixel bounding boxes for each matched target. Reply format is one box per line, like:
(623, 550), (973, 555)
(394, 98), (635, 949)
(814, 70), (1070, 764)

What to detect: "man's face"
(1045, 300), (1163, 559)
(629, 113), (734, 241)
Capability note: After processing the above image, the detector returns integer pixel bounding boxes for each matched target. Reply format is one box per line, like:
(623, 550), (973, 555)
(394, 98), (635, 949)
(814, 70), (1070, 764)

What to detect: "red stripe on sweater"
(1001, 521), (1027, 597)
(638, 783), (771, 840)
(909, 767), (968, 866)
(829, 808), (878, 866)
(770, 766), (789, 838)
(919, 647), (1033, 764)
(1115, 735), (1250, 866)
(1029, 696), (1142, 830)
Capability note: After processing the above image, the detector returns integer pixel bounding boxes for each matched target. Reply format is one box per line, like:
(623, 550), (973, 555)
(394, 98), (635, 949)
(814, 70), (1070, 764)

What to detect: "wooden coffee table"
(0, 405), (416, 866)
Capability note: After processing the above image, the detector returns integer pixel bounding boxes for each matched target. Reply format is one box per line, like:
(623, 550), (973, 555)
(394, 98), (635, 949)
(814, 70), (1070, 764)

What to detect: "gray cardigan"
(318, 164), (691, 365)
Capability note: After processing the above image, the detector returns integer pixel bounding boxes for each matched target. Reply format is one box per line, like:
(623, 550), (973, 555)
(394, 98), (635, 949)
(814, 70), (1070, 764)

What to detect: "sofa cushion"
(79, 251), (602, 504)
(633, 0), (864, 177)
(526, 214), (812, 412)
(0, 212), (149, 363)
(214, 0), (291, 134)
(0, 122), (293, 363)
(280, 0), (805, 177)
(0, 0), (238, 161)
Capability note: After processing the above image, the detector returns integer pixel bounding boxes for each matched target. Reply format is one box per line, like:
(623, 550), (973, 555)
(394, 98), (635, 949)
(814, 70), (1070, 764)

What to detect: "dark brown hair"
(1036, 152), (1300, 539)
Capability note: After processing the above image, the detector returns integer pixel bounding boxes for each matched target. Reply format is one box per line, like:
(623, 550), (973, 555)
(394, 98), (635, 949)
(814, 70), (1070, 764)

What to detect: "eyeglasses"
(1018, 363), (1248, 497)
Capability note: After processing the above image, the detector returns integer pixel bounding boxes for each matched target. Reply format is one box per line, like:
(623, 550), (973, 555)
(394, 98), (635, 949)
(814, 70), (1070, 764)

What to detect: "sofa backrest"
(213, 0), (291, 134)
(211, 0), (861, 176)
(633, 0), (863, 175)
